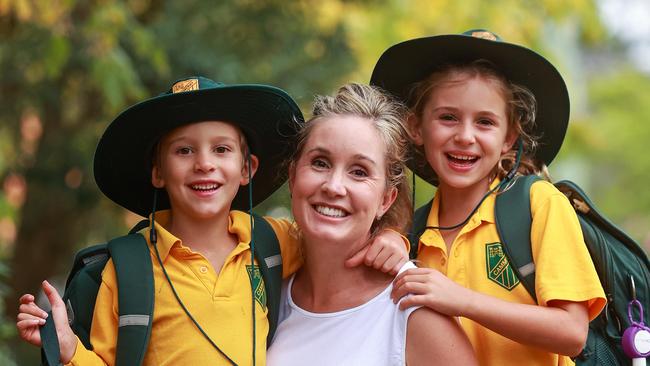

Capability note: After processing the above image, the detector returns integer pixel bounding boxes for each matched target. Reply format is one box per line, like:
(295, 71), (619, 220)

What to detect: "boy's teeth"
(315, 205), (347, 218)
(191, 183), (219, 191)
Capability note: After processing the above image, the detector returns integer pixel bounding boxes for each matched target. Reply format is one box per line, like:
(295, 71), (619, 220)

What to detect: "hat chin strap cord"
(149, 189), (239, 365)
(247, 151), (257, 366)
(425, 139), (523, 231)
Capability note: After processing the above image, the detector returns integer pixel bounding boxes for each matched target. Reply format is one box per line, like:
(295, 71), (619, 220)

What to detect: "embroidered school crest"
(246, 265), (267, 310)
(485, 242), (520, 290)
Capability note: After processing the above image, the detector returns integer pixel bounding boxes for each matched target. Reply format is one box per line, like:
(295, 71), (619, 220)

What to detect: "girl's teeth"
(315, 205), (346, 218)
(449, 153), (476, 161)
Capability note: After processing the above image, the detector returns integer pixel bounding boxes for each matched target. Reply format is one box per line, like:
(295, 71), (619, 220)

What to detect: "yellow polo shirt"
(415, 179), (606, 366)
(68, 210), (301, 366)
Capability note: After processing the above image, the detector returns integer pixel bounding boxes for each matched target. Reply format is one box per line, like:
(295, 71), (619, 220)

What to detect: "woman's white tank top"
(266, 262), (419, 366)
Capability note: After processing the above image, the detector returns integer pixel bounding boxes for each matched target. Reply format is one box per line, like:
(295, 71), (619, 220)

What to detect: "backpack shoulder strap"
(408, 199), (434, 259)
(494, 175), (540, 303)
(250, 213), (282, 346)
(108, 232), (154, 366)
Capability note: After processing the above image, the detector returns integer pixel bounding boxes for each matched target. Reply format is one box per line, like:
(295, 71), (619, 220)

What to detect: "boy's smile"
(152, 121), (257, 223)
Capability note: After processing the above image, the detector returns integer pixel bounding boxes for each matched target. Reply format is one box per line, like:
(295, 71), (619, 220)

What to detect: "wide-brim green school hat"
(370, 29), (570, 184)
(94, 76), (303, 217)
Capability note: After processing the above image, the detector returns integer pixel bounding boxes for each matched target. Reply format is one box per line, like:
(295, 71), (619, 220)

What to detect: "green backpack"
(409, 175), (650, 365)
(39, 214), (283, 366)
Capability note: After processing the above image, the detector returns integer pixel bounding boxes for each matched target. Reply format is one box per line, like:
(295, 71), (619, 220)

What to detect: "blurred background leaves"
(1, 0), (648, 363)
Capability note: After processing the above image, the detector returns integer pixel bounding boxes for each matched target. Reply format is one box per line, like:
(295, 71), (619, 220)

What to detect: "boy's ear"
(151, 166), (165, 188)
(407, 113), (424, 146)
(241, 154), (259, 185)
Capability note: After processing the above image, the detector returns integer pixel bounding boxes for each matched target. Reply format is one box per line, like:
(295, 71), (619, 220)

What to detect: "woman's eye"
(351, 168), (368, 178)
(477, 118), (495, 126)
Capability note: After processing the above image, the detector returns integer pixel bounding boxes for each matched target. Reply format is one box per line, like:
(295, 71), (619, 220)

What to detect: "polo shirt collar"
(422, 178), (502, 245)
(147, 210), (179, 262)
(147, 210), (255, 262)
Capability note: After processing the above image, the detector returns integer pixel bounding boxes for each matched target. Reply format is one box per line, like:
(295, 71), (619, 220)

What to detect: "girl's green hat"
(370, 29), (570, 183)
(94, 76), (304, 217)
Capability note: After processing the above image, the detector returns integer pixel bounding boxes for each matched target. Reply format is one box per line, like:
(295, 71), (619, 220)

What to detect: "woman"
(266, 83), (477, 365)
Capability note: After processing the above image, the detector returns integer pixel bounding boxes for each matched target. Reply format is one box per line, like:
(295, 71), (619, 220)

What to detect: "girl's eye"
(439, 113), (457, 121)
(477, 118), (495, 126)
(311, 158), (329, 169)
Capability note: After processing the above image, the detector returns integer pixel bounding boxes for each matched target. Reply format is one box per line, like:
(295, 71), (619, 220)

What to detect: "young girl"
(371, 30), (606, 365)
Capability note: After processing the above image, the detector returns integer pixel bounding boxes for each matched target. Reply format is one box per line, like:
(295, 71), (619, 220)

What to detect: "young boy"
(16, 77), (408, 365)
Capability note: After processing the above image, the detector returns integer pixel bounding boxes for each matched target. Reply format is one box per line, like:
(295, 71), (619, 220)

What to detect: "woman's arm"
(406, 307), (477, 366)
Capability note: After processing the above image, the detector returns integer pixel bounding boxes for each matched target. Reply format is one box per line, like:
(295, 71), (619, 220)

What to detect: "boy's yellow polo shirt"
(415, 179), (606, 366)
(68, 210), (301, 366)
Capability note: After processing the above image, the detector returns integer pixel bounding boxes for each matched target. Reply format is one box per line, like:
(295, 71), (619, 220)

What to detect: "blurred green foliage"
(0, 0), (647, 363)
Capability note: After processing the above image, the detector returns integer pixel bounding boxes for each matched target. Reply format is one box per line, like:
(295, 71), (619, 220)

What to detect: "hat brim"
(370, 34), (569, 184)
(94, 84), (302, 217)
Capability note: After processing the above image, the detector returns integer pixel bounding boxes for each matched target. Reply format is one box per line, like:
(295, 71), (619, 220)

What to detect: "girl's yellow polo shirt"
(68, 210), (301, 366)
(415, 179), (606, 366)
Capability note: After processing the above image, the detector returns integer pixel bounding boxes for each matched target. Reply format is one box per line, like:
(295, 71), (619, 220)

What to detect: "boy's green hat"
(94, 76), (303, 217)
(370, 29), (570, 184)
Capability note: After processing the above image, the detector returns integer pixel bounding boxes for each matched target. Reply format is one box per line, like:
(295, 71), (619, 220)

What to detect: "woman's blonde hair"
(407, 59), (547, 181)
(288, 83), (413, 235)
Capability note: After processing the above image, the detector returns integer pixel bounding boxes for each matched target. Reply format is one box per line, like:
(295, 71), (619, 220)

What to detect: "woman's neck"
(291, 235), (393, 313)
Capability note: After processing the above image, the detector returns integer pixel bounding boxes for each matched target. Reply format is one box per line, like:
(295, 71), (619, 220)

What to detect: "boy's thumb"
(42, 281), (67, 321)
(345, 245), (369, 268)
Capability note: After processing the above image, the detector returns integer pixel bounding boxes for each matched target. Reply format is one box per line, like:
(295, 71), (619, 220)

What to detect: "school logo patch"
(485, 242), (520, 290)
(246, 265), (267, 310)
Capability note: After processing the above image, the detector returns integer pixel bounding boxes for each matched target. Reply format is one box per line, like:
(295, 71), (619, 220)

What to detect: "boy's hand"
(16, 280), (78, 364)
(391, 267), (472, 316)
(16, 293), (48, 346)
(345, 229), (409, 275)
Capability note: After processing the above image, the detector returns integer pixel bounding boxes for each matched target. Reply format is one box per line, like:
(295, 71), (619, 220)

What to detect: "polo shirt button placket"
(199, 266), (208, 274)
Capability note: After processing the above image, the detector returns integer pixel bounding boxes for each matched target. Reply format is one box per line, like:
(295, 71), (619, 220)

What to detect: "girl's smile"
(413, 73), (515, 195)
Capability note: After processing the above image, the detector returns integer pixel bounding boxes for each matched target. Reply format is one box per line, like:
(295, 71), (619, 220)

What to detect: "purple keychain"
(622, 297), (650, 365)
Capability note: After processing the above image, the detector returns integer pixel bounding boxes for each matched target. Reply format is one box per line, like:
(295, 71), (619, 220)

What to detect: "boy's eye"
(176, 147), (193, 155)
(214, 145), (231, 154)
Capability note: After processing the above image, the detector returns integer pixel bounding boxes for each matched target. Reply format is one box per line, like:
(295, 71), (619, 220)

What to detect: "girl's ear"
(240, 154), (260, 185)
(502, 131), (519, 154)
(407, 113), (424, 146)
(151, 166), (165, 188)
